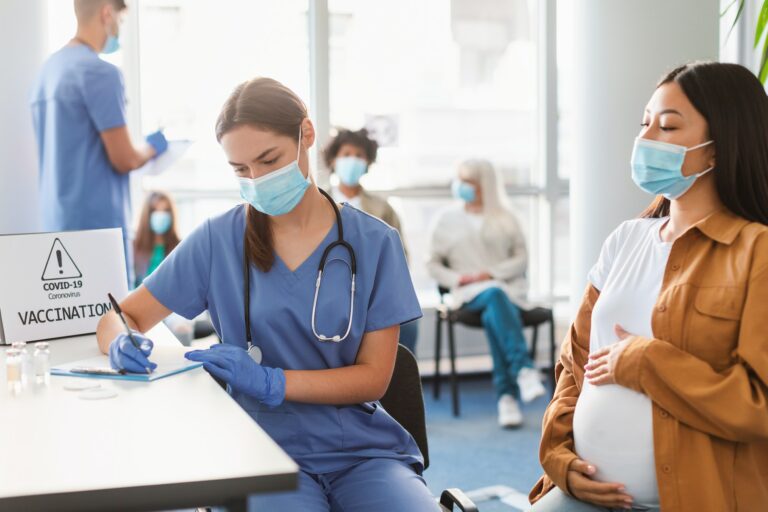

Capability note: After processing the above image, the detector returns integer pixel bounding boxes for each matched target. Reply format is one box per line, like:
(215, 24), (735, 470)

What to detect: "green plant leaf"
(755, 0), (768, 48)
(721, 0), (739, 17)
(725, 0), (746, 43)
(758, 23), (768, 83)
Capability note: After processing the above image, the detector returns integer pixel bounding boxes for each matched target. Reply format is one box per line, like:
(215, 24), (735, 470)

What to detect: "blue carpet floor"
(422, 377), (550, 512)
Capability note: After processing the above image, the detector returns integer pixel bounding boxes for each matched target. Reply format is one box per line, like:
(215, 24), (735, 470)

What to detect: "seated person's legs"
(463, 287), (545, 425)
(247, 470), (330, 512)
(328, 458), (438, 512)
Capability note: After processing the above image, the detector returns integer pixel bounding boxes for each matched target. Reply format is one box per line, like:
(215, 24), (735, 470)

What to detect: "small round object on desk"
(63, 380), (102, 391)
(78, 388), (118, 400)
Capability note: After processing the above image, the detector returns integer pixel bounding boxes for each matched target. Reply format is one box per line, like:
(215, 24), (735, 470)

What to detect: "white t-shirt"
(573, 217), (671, 507)
(331, 187), (362, 210)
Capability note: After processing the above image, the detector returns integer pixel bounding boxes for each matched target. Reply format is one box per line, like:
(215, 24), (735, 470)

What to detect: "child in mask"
(133, 191), (180, 288)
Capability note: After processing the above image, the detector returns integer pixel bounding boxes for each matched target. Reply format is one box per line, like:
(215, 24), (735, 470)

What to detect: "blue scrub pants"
(463, 287), (534, 399)
(248, 458), (438, 511)
(399, 319), (420, 354)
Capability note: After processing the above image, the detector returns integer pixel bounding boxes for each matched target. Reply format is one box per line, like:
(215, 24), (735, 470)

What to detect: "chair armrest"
(439, 488), (479, 512)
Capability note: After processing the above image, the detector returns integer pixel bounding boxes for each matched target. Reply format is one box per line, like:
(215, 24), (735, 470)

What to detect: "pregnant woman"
(530, 61), (768, 511)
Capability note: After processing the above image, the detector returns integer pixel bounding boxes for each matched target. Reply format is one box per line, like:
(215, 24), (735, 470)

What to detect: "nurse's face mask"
(238, 129), (311, 216)
(101, 6), (122, 54)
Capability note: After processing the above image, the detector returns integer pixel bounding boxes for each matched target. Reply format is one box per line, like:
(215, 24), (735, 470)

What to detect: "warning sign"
(41, 238), (82, 281)
(0, 229), (127, 343)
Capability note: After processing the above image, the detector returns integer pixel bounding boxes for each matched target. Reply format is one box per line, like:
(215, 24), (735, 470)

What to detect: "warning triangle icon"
(41, 238), (83, 281)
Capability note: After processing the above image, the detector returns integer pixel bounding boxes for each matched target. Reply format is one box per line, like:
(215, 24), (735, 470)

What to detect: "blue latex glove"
(145, 129), (168, 156)
(185, 344), (286, 407)
(108, 332), (158, 374)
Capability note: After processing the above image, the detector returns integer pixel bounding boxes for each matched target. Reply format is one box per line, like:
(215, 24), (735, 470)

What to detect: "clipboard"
(51, 346), (203, 382)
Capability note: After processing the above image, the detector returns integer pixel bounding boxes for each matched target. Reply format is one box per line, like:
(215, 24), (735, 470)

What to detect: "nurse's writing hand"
(584, 324), (634, 386)
(145, 130), (168, 157)
(566, 458), (634, 509)
(185, 344), (286, 407)
(108, 332), (158, 374)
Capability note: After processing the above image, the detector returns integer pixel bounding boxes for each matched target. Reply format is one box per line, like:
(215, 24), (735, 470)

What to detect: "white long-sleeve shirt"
(427, 205), (528, 306)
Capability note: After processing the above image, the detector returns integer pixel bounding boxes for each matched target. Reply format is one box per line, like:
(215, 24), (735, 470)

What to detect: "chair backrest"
(380, 344), (430, 470)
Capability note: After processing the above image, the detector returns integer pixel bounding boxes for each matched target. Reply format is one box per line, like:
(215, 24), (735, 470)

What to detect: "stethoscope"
(243, 188), (357, 363)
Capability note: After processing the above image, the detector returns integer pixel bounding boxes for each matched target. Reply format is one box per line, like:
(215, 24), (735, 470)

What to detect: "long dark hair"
(640, 62), (768, 224)
(134, 191), (180, 256)
(215, 77), (308, 272)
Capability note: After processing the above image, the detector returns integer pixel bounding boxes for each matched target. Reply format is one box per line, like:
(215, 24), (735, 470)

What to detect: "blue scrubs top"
(144, 204), (424, 474)
(30, 44), (130, 233)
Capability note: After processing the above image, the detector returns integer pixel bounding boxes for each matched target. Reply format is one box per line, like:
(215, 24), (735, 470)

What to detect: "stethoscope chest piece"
(247, 344), (262, 364)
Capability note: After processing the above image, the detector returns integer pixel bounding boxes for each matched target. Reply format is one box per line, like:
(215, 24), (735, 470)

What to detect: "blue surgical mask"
(102, 34), (120, 54)
(238, 131), (310, 216)
(452, 180), (476, 203)
(631, 137), (714, 200)
(335, 156), (368, 186)
(150, 211), (172, 235)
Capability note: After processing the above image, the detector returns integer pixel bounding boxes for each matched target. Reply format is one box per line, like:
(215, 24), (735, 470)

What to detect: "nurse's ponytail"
(215, 78), (308, 272)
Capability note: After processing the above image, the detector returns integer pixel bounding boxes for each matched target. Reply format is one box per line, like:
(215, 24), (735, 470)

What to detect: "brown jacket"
(358, 190), (408, 260)
(530, 209), (768, 511)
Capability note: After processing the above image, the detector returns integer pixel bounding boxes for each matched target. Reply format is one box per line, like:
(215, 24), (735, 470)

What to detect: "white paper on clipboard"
(136, 140), (193, 176)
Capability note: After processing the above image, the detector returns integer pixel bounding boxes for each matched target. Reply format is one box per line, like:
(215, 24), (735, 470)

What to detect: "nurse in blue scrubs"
(30, 0), (167, 285)
(95, 77), (436, 511)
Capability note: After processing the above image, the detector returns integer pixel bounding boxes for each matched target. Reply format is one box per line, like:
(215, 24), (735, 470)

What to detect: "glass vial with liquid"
(33, 342), (50, 386)
(11, 341), (32, 388)
(6, 348), (22, 395)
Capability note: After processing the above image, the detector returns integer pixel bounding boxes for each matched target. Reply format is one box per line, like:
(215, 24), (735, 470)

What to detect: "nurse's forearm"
(96, 310), (140, 354)
(283, 365), (390, 405)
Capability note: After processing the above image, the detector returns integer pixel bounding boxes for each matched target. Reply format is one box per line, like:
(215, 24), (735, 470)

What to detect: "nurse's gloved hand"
(145, 130), (168, 157)
(108, 332), (158, 374)
(185, 344), (286, 407)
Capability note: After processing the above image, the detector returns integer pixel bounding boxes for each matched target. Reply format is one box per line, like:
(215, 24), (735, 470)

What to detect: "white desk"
(0, 325), (298, 511)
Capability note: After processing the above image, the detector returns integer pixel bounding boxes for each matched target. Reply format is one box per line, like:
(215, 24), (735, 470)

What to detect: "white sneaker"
(517, 367), (546, 403)
(497, 394), (523, 428)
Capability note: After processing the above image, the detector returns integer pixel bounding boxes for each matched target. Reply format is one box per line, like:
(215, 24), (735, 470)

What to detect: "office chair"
(433, 285), (556, 417)
(381, 344), (479, 511)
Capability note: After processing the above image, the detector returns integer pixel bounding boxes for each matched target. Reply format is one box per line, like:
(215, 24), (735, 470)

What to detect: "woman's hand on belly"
(566, 458), (634, 509)
(584, 324), (634, 386)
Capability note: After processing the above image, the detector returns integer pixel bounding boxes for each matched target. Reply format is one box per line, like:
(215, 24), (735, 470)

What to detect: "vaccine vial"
(33, 342), (51, 386)
(11, 341), (32, 388)
(6, 348), (22, 395)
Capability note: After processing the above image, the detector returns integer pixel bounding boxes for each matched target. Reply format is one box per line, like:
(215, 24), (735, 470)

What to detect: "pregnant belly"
(573, 382), (659, 506)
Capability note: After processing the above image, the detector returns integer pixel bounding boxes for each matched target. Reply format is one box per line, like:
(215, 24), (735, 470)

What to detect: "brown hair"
(322, 128), (378, 170)
(133, 191), (180, 257)
(215, 77), (308, 272)
(74, 0), (127, 21)
(640, 62), (768, 224)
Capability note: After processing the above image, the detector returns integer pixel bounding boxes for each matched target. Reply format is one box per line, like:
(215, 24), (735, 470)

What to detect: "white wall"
(0, 0), (47, 234)
(568, 0), (719, 309)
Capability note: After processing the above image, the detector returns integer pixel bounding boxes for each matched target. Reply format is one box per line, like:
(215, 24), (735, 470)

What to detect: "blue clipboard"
(51, 346), (203, 382)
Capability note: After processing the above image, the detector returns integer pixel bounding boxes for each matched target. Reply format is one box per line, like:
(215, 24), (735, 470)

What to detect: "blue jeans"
(399, 319), (420, 354)
(463, 287), (534, 399)
(248, 458), (438, 511)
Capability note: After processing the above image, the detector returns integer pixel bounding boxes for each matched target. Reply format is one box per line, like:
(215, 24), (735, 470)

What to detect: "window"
(46, 0), (567, 305)
(136, 0), (310, 231)
(328, 0), (539, 189)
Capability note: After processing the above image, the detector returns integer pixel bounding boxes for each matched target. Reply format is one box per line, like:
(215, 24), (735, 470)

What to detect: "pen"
(70, 367), (126, 376)
(107, 292), (152, 374)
